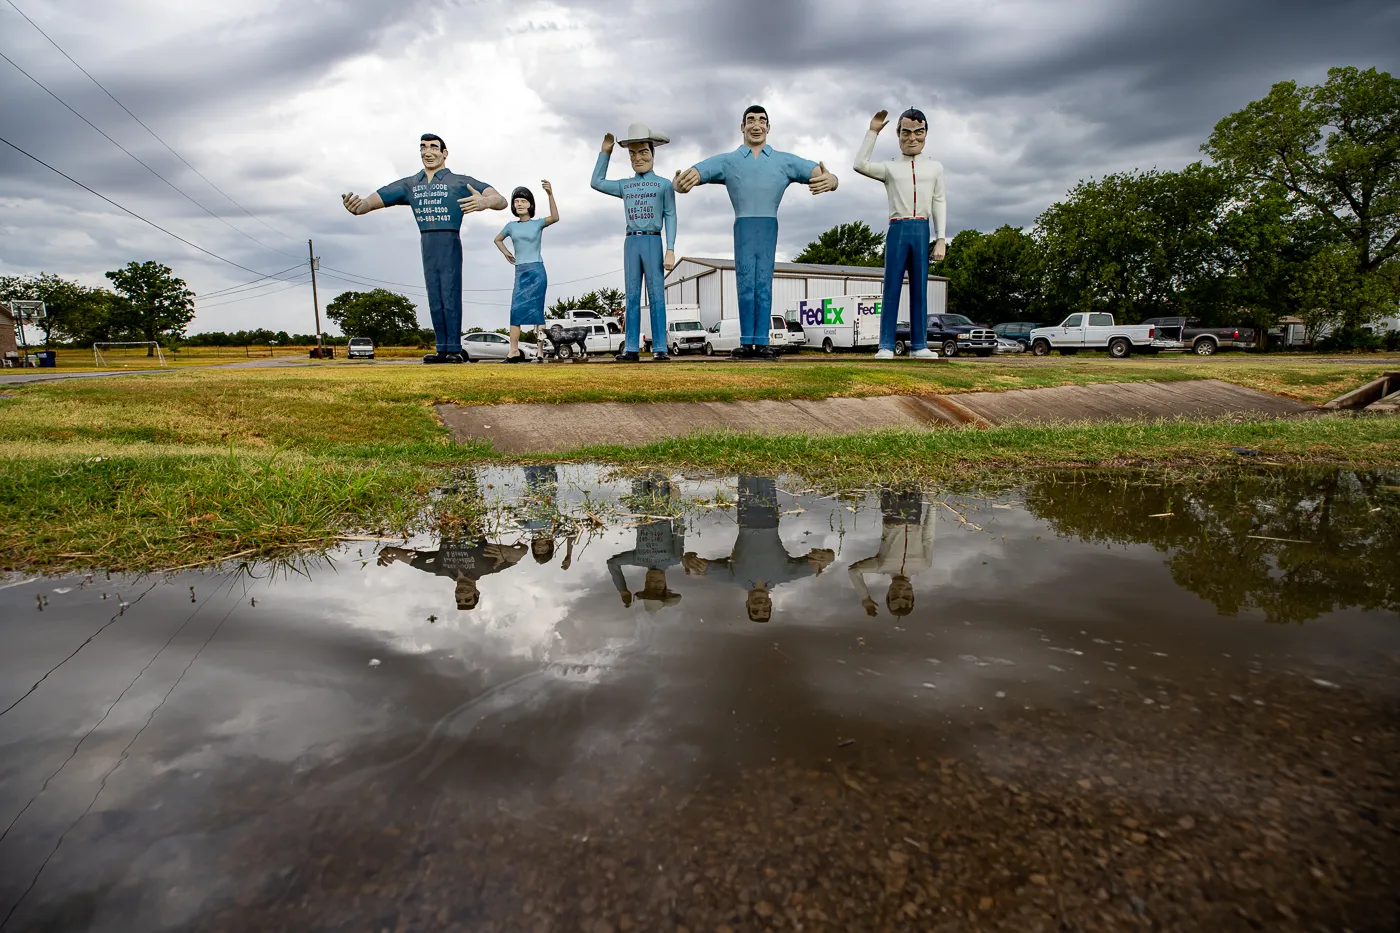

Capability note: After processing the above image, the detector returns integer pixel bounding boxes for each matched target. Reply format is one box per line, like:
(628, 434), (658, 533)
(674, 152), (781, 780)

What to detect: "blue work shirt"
(377, 167), (491, 233)
(591, 152), (678, 250)
(693, 145), (819, 218)
(500, 217), (548, 265)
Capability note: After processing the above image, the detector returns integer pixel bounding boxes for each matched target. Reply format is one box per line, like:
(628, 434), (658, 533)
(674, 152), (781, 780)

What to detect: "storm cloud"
(1, 0), (1393, 334)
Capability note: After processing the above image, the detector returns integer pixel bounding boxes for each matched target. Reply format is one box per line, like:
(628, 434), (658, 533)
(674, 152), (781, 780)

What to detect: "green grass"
(1, 355), (1396, 572)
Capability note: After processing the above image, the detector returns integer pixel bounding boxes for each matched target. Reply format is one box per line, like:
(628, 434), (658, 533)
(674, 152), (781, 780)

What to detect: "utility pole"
(308, 238), (324, 356)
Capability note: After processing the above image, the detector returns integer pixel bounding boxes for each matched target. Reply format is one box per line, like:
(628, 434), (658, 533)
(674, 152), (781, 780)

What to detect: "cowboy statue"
(673, 105), (838, 360)
(591, 121), (678, 363)
(341, 133), (506, 363)
(853, 108), (947, 360)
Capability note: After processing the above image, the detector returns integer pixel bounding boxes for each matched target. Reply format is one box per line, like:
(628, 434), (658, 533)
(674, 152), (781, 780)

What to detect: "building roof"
(680, 257), (949, 282)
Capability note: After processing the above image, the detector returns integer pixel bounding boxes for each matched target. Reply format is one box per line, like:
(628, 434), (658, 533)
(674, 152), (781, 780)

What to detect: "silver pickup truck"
(1030, 313), (1184, 358)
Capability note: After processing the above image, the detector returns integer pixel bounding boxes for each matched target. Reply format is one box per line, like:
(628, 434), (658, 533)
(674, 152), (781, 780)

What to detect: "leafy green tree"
(793, 221), (884, 266)
(0, 273), (115, 347)
(547, 295), (581, 319)
(1204, 66), (1400, 330)
(938, 226), (1043, 324)
(1035, 164), (1235, 323)
(324, 288), (421, 345)
(104, 261), (195, 354)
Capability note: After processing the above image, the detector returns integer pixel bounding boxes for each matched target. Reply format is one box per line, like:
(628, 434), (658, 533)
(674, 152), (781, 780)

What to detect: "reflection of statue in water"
(848, 488), (935, 617)
(517, 464), (578, 569)
(607, 477), (683, 611)
(683, 476), (834, 622)
(378, 539), (527, 610)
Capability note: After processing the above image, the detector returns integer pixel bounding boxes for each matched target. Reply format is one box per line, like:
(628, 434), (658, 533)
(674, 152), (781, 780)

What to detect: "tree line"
(793, 66), (1400, 349)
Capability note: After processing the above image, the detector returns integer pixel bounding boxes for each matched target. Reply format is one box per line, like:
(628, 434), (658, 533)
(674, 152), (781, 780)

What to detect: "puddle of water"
(2, 467), (1397, 931)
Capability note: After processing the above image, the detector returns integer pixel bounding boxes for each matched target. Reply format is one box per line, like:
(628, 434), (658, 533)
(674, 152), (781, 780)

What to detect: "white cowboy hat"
(617, 122), (670, 147)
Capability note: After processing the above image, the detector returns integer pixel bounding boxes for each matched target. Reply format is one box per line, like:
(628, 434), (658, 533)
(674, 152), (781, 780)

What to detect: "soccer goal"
(92, 341), (168, 368)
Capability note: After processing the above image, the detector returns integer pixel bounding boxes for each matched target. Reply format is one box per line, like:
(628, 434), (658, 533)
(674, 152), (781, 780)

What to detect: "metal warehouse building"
(645, 257), (950, 327)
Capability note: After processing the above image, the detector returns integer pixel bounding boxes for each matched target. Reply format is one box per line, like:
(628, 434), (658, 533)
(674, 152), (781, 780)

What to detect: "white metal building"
(646, 257), (949, 328)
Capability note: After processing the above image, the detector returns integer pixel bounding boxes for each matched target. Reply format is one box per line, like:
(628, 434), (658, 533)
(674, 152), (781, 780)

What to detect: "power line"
(0, 48), (301, 261)
(4, 0), (303, 246)
(196, 279), (308, 309)
(0, 134), (281, 279)
(194, 263), (307, 300)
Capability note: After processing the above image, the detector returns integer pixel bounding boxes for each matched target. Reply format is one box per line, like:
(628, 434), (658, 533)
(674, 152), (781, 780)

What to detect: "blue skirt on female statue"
(509, 262), (547, 326)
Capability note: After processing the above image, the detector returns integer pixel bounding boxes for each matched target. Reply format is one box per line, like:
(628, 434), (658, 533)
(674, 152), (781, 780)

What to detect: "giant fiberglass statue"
(673, 105), (838, 360)
(341, 133), (506, 363)
(852, 108), (947, 360)
(494, 181), (560, 363)
(591, 122), (678, 363)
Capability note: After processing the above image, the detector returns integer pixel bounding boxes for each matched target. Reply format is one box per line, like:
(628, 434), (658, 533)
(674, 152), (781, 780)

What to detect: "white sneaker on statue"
(873, 349), (895, 360)
(909, 348), (939, 360)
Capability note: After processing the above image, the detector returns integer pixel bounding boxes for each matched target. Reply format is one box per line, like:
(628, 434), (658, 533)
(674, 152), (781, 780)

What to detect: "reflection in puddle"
(1, 467), (1397, 932)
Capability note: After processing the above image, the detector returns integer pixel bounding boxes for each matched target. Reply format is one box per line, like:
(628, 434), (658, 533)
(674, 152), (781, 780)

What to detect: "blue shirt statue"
(591, 122), (679, 361)
(341, 134), (505, 362)
(674, 106), (838, 355)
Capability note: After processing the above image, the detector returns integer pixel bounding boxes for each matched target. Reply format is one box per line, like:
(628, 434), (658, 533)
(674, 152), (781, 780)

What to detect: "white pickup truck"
(1029, 312), (1184, 359)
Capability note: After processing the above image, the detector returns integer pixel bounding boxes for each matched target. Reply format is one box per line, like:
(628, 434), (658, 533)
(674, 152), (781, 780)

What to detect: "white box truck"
(640, 304), (708, 355)
(793, 295), (901, 353)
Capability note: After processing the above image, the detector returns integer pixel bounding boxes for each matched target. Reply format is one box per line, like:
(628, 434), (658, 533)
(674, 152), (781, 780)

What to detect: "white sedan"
(994, 336), (1026, 354)
(462, 331), (538, 361)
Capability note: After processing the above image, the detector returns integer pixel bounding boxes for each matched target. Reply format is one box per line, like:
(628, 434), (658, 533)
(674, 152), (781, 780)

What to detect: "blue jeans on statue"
(880, 218), (929, 352)
(624, 234), (667, 354)
(420, 230), (463, 354)
(734, 217), (778, 345)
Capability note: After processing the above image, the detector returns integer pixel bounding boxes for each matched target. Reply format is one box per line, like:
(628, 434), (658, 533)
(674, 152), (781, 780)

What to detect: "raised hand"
(602, 133), (615, 155)
(540, 179), (553, 196)
(458, 184), (490, 214)
(673, 167), (701, 194)
(869, 110), (889, 133)
(342, 192), (363, 215)
(808, 162), (838, 195)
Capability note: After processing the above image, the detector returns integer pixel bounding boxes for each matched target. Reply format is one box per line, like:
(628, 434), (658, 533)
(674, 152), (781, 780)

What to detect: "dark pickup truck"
(1142, 318), (1256, 356)
(895, 313), (1000, 357)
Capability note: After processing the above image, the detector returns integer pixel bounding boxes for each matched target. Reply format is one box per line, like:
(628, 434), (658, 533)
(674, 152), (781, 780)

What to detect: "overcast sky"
(1, 0), (1394, 336)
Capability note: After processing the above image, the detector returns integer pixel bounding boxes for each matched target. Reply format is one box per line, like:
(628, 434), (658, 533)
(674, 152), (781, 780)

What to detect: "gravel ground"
(195, 662), (1399, 933)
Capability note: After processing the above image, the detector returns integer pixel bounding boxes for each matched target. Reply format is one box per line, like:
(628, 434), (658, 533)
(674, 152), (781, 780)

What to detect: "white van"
(702, 318), (788, 355)
(639, 304), (707, 355)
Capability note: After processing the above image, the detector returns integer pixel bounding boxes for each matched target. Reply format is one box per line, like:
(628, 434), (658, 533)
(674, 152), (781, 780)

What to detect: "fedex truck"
(791, 295), (903, 353)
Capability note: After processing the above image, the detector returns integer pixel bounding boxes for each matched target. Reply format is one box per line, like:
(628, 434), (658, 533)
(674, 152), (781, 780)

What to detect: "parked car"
(462, 330), (537, 361)
(347, 337), (374, 359)
(991, 322), (1042, 347)
(1140, 318), (1256, 356)
(1029, 313), (1184, 358)
(994, 336), (1025, 354)
(783, 317), (807, 352)
(702, 318), (788, 355)
(895, 313), (999, 357)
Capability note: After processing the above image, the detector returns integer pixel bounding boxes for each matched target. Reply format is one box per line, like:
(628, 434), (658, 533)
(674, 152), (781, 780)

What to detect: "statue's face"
(628, 142), (654, 175)
(455, 577), (479, 610)
(513, 197), (532, 219)
(742, 111), (769, 147)
(420, 140), (446, 170)
(643, 568), (668, 592)
(746, 588), (773, 622)
(897, 117), (927, 157)
(887, 577), (915, 616)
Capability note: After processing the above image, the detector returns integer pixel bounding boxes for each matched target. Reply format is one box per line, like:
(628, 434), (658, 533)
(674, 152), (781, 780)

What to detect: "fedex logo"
(797, 297), (881, 326)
